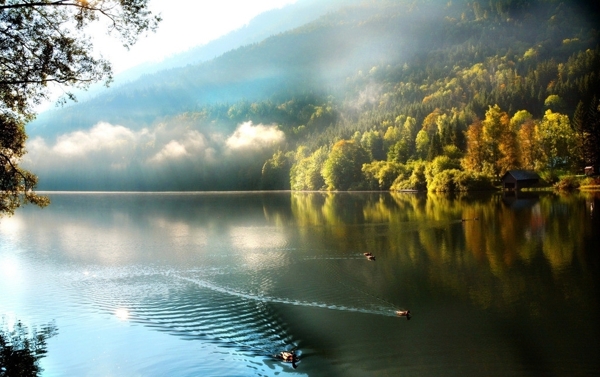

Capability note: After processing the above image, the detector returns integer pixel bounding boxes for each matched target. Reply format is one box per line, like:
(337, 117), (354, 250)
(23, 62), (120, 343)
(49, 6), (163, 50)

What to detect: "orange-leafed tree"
(462, 118), (486, 172)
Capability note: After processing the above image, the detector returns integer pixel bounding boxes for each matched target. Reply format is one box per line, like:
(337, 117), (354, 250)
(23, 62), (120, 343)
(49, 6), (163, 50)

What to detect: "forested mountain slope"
(29, 0), (360, 136)
(71, 0), (359, 101)
(25, 0), (600, 191)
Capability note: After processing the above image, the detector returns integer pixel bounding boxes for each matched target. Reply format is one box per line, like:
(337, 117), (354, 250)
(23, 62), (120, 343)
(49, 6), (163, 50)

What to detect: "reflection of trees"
(284, 191), (599, 316)
(0, 319), (57, 377)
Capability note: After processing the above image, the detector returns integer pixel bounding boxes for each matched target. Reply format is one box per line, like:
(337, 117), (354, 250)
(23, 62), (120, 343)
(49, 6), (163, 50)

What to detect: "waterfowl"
(277, 350), (299, 368)
(396, 310), (411, 319)
(278, 351), (295, 362)
(363, 252), (373, 256)
(366, 255), (376, 261)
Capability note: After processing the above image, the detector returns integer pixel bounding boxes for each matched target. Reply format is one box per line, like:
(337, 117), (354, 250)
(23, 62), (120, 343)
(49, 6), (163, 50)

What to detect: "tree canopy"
(1, 0), (160, 215)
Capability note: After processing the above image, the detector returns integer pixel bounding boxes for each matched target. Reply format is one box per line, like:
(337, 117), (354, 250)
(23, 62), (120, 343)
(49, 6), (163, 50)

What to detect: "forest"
(27, 0), (600, 192)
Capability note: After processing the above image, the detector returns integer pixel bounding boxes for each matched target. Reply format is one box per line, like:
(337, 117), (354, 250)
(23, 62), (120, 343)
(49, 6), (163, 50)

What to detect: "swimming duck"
(396, 310), (411, 319)
(278, 351), (296, 362)
(363, 252), (373, 256)
(366, 255), (376, 261)
(276, 351), (299, 368)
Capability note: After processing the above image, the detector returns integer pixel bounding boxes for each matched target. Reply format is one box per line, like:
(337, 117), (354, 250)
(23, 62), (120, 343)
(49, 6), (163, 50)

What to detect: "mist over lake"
(1, 192), (598, 376)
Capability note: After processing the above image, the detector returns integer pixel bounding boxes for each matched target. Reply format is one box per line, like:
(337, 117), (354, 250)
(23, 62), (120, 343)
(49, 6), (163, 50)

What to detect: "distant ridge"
(117, 0), (357, 81)
(37, 0), (358, 112)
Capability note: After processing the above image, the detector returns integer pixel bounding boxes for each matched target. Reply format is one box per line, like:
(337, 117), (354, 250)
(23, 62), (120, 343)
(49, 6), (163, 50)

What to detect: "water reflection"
(74, 268), (299, 355)
(1, 191), (598, 376)
(0, 318), (57, 376)
(285, 191), (600, 316)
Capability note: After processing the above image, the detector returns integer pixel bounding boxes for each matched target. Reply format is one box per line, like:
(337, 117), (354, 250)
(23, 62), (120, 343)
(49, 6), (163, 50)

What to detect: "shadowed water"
(1, 191), (599, 376)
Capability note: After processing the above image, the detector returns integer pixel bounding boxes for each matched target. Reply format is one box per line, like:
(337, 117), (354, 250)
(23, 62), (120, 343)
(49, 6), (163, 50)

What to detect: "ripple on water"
(60, 255), (400, 359)
(67, 267), (299, 357)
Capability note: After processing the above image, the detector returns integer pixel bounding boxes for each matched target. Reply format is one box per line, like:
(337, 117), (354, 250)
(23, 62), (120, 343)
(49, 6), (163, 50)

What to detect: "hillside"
(29, 0), (464, 137)
(28, 0), (363, 137)
(24, 0), (600, 191)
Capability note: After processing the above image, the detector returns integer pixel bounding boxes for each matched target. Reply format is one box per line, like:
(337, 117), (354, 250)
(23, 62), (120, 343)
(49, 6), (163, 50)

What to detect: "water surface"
(1, 192), (599, 376)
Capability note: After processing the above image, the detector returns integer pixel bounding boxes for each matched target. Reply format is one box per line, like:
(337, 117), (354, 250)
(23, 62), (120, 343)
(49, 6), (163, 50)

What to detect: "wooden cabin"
(584, 166), (595, 176)
(501, 170), (540, 190)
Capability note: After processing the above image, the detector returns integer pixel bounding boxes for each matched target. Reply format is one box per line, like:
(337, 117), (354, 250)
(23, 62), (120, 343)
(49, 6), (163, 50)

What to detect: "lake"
(1, 191), (599, 377)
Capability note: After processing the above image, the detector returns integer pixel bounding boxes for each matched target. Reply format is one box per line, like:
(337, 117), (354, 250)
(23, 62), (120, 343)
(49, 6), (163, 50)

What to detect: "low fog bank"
(24, 121), (285, 191)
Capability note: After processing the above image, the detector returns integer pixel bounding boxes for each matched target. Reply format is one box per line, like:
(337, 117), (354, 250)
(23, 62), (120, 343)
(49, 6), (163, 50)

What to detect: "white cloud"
(225, 121), (285, 151)
(23, 119), (286, 189)
(52, 122), (138, 157)
(24, 122), (149, 172)
(149, 140), (189, 163)
(148, 130), (213, 163)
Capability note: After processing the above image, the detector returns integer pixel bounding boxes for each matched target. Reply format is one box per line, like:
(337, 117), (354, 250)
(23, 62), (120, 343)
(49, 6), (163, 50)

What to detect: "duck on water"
(363, 252), (376, 261)
(276, 350), (299, 368)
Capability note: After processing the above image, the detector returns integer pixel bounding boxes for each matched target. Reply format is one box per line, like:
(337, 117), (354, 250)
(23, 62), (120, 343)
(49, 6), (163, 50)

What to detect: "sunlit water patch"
(61, 252), (404, 358)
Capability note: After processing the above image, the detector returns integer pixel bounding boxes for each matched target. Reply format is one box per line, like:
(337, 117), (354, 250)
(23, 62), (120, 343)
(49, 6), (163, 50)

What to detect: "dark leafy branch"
(0, 0), (160, 216)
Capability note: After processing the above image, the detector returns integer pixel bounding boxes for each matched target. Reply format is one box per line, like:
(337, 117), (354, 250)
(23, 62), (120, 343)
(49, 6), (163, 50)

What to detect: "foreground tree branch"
(0, 0), (160, 216)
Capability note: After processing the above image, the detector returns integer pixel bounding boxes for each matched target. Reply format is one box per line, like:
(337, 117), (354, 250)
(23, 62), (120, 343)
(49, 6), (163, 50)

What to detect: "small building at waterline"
(501, 170), (540, 190)
(584, 166), (595, 176)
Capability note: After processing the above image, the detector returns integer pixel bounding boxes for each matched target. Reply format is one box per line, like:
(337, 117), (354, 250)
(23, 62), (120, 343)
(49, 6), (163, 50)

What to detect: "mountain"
(28, 0), (360, 137)
(30, 0), (451, 138)
(23, 0), (600, 191)
(116, 0), (359, 81)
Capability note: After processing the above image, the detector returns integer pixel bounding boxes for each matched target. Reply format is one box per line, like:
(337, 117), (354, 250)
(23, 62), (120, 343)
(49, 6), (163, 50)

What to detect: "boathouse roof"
(502, 170), (540, 181)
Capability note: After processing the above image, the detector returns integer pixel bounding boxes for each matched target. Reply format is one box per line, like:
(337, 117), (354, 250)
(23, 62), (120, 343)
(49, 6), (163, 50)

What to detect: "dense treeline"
(256, 0), (600, 191)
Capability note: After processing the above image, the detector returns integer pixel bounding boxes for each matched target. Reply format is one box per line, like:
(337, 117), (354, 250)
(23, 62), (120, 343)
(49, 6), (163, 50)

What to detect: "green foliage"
(322, 140), (370, 190)
(261, 150), (292, 190)
(426, 168), (495, 192)
(443, 145), (463, 160)
(453, 171), (494, 191)
(553, 176), (580, 191)
(573, 97), (600, 170)
(391, 161), (427, 191)
(415, 130), (430, 160)
(362, 161), (406, 190)
(1, 0), (159, 215)
(290, 146), (329, 191)
(510, 110), (533, 129)
(544, 95), (566, 113)
(481, 104), (511, 177)
(360, 129), (385, 161)
(426, 155), (462, 184)
(580, 176), (600, 187)
(538, 169), (561, 185)
(536, 110), (576, 170)
(428, 169), (461, 192)
(387, 139), (411, 163)
(1, 114), (49, 215)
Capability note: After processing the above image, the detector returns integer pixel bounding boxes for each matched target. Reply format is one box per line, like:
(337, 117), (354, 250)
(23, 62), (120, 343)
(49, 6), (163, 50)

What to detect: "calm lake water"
(1, 191), (599, 377)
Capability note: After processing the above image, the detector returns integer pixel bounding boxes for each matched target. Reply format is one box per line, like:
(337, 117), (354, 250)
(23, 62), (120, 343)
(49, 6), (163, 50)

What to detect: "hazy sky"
(93, 0), (298, 73)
